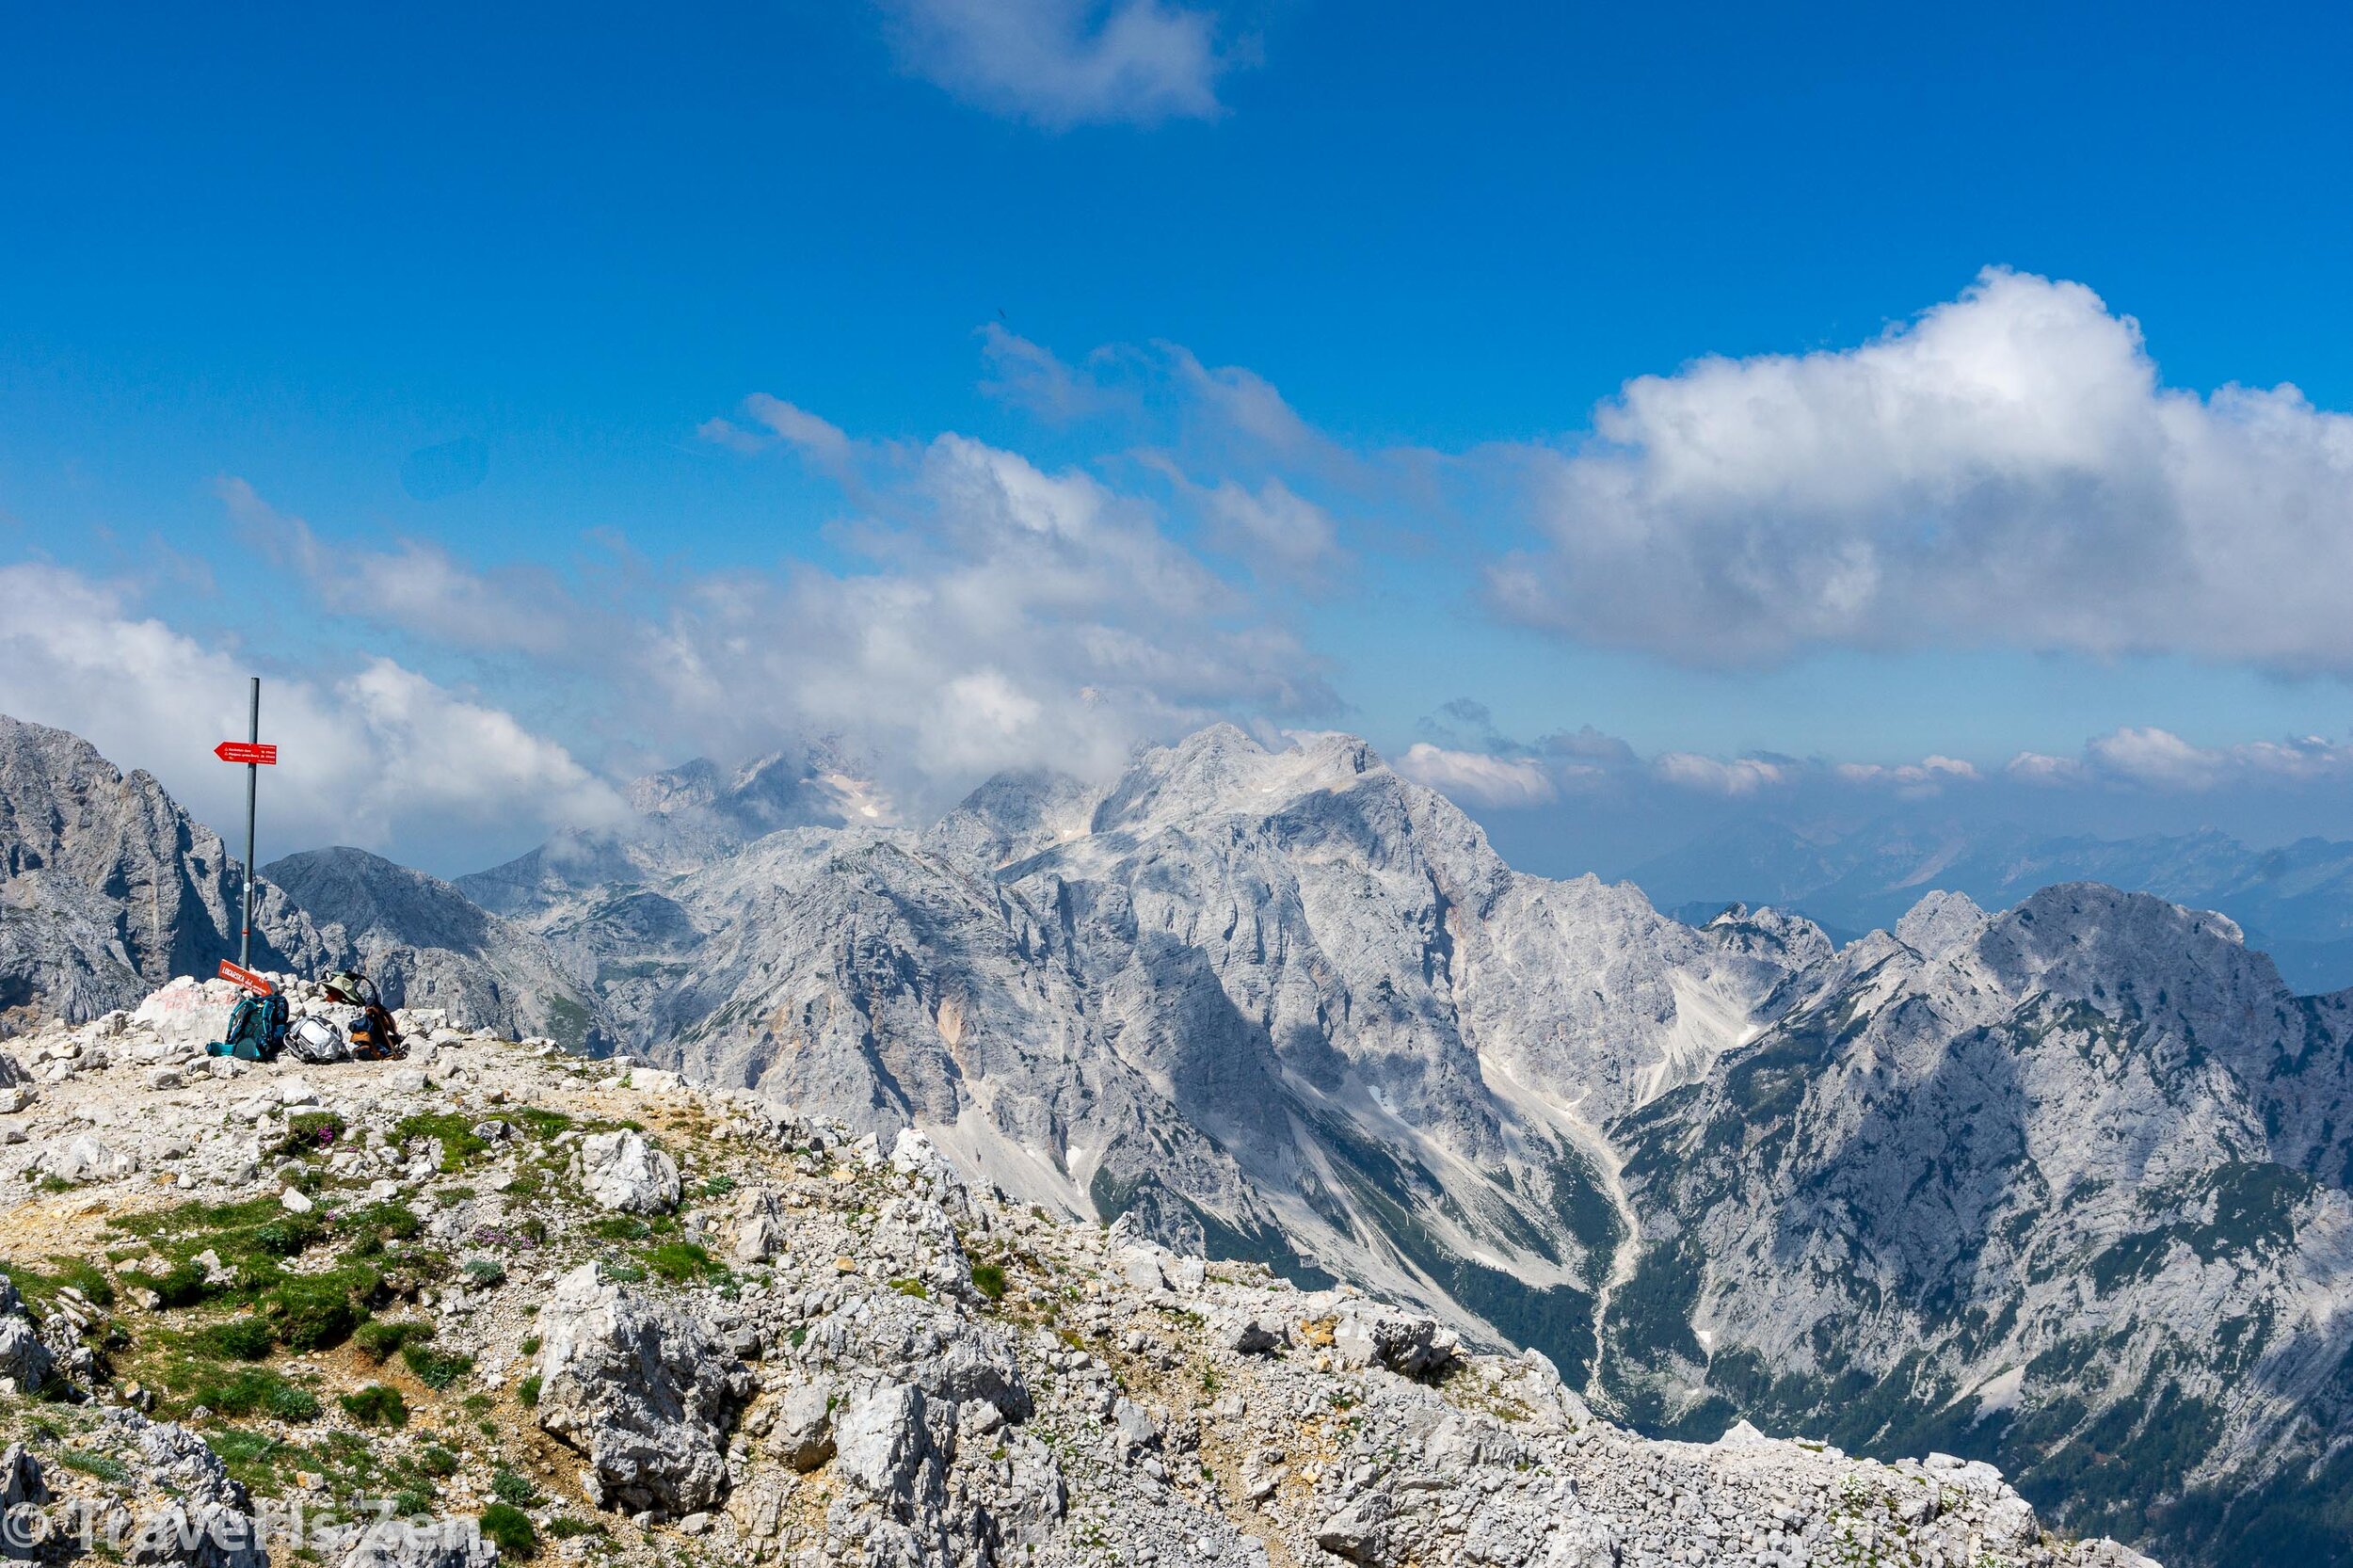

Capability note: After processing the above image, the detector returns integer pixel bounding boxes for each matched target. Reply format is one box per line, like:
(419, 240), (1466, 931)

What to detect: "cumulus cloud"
(2009, 727), (2353, 792)
(0, 562), (622, 856)
(1171, 473), (1350, 591)
(1394, 743), (1558, 807)
(1833, 755), (1981, 795)
(878, 0), (1238, 128)
(1651, 752), (1789, 796)
(652, 417), (1337, 800)
(1488, 267), (2353, 674)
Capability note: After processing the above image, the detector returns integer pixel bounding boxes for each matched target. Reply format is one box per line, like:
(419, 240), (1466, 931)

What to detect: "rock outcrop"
(0, 985), (2148, 1568)
(535, 1264), (756, 1513)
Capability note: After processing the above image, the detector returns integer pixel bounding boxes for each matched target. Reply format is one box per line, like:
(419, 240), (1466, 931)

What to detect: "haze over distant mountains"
(1626, 817), (2353, 993)
(11, 708), (2353, 1563)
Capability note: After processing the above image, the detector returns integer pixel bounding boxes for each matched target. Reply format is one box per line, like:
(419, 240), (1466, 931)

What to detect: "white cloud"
(1394, 743), (1558, 808)
(1833, 755), (1981, 794)
(0, 562), (622, 856)
(978, 325), (1130, 423)
(218, 477), (579, 657)
(1652, 752), (1789, 796)
(1188, 475), (1350, 591)
(648, 420), (1336, 801)
(2009, 727), (2353, 792)
(1488, 267), (2353, 673)
(878, 0), (1235, 128)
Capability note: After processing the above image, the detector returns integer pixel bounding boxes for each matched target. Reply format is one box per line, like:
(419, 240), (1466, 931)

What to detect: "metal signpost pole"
(241, 677), (258, 969)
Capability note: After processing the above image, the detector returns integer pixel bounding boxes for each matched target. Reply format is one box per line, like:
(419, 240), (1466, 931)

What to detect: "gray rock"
(578, 1130), (680, 1214)
(0, 1442), (44, 1511)
(122, 1501), (268, 1568)
(767, 1382), (837, 1472)
(1315, 1489), (1393, 1563)
(534, 1263), (754, 1512)
(833, 1381), (937, 1514)
(1216, 1310), (1289, 1355)
(40, 1131), (137, 1183)
(1332, 1306), (1456, 1379)
(731, 1188), (788, 1264)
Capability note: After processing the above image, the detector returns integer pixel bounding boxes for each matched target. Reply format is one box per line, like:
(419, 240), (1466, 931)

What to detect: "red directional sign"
(215, 742), (277, 765)
(217, 960), (275, 996)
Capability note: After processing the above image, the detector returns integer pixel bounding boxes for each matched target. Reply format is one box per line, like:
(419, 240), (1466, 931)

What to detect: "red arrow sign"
(215, 742), (277, 765)
(217, 959), (275, 996)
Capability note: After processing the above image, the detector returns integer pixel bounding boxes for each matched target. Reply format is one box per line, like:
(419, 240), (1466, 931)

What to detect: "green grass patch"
(888, 1277), (930, 1300)
(545, 1516), (604, 1541)
(163, 1362), (322, 1422)
(491, 1468), (540, 1507)
(266, 1269), (374, 1352)
(401, 1343), (476, 1391)
(2, 1255), (117, 1310)
(644, 1242), (719, 1284)
(340, 1384), (409, 1427)
(510, 1108), (573, 1138)
(477, 1503), (537, 1559)
(589, 1215), (650, 1242)
(109, 1194), (339, 1306)
(355, 1319), (434, 1363)
(58, 1449), (132, 1485)
(516, 1374), (541, 1408)
(393, 1112), (490, 1172)
(969, 1262), (1007, 1301)
(195, 1316), (276, 1361)
(275, 1112), (347, 1160)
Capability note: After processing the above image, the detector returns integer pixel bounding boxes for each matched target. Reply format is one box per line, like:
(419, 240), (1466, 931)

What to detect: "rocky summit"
(0, 985), (2153, 1568)
(9, 715), (2353, 1564)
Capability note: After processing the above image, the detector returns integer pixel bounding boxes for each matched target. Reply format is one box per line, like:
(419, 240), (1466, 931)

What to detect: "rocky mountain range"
(6, 711), (2351, 1563)
(1626, 817), (2353, 993)
(0, 715), (596, 1048)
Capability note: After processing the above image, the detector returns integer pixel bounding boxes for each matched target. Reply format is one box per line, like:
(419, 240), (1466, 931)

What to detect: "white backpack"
(284, 1015), (349, 1064)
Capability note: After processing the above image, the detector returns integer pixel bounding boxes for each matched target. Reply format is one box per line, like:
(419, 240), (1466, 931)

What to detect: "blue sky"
(4, 1), (2352, 874)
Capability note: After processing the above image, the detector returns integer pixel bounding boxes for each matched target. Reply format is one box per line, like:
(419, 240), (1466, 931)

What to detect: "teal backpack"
(208, 992), (289, 1061)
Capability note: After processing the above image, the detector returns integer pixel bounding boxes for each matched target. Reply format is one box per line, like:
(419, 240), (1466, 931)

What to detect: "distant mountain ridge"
(456, 746), (885, 920)
(1628, 817), (2353, 992)
(12, 712), (2353, 1563)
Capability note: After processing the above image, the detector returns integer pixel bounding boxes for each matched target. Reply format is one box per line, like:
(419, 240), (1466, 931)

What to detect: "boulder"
(731, 1189), (788, 1265)
(1332, 1305), (1456, 1379)
(833, 1381), (939, 1516)
(122, 1500), (268, 1568)
(1214, 1309), (1288, 1355)
(578, 1130), (680, 1214)
(1111, 1398), (1160, 1457)
(1316, 1489), (1394, 1563)
(0, 1442), (45, 1511)
(131, 978), (238, 1053)
(535, 1264), (754, 1513)
(767, 1382), (836, 1472)
(40, 1132), (138, 1184)
(0, 1282), (54, 1394)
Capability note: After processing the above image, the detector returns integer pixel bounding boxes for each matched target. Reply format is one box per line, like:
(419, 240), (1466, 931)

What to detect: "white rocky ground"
(0, 981), (2154, 1568)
